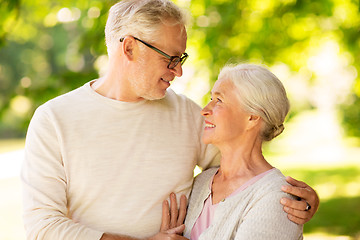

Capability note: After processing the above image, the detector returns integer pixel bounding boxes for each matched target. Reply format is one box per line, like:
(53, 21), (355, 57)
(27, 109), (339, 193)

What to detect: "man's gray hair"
(105, 0), (187, 56)
(219, 64), (290, 141)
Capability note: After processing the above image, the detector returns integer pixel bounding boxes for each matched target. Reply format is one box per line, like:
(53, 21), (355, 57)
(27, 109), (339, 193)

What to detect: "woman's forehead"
(212, 78), (235, 95)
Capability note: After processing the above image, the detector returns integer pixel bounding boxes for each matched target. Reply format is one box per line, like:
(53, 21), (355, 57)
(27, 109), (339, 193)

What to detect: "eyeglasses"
(120, 37), (188, 69)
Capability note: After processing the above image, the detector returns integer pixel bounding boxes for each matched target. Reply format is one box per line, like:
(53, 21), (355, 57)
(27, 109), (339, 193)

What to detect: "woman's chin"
(202, 137), (213, 145)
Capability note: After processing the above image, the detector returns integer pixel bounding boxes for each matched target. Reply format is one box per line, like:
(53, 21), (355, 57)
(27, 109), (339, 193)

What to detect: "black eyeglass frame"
(120, 37), (188, 69)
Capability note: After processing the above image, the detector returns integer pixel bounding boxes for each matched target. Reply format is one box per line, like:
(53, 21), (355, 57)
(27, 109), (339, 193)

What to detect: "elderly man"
(21, 0), (319, 239)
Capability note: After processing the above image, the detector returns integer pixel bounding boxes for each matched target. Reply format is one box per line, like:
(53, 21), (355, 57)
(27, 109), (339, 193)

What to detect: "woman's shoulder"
(263, 168), (286, 185)
(259, 168), (287, 188)
(249, 168), (297, 201)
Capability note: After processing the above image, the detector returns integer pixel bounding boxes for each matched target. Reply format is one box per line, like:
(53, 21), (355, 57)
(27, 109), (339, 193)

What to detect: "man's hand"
(149, 193), (188, 240)
(280, 176), (320, 225)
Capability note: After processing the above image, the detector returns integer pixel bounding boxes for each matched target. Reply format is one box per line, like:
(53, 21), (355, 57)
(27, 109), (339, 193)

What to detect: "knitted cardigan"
(184, 167), (303, 240)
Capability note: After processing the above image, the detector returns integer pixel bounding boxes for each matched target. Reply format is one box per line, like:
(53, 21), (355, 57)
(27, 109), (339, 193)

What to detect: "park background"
(1, 0), (360, 239)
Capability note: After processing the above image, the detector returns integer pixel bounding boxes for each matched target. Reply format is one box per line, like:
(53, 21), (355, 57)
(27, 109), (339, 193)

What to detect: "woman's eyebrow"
(211, 91), (225, 98)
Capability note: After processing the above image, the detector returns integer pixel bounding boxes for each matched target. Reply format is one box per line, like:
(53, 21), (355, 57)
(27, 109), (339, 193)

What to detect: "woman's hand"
(161, 192), (187, 231)
(149, 193), (188, 240)
(280, 176), (320, 224)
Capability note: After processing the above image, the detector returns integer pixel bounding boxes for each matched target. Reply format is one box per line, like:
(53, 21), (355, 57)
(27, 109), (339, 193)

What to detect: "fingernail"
(280, 198), (287, 204)
(284, 206), (290, 212)
(282, 185), (289, 191)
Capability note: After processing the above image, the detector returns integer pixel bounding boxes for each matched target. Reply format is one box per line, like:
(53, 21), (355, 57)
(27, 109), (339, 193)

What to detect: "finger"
(284, 177), (320, 209)
(306, 195), (319, 213)
(282, 198), (317, 224)
(280, 197), (308, 211)
(160, 200), (170, 231)
(281, 184), (312, 200)
(285, 176), (308, 188)
(174, 236), (189, 240)
(286, 213), (308, 225)
(171, 235), (189, 240)
(177, 195), (187, 226)
(170, 192), (178, 228)
(165, 224), (185, 234)
(283, 205), (309, 220)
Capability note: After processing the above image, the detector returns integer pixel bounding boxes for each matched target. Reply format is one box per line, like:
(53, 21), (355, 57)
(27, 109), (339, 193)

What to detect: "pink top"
(190, 168), (275, 240)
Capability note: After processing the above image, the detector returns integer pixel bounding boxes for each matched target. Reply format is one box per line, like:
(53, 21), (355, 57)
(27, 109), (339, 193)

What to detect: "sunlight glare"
(57, 8), (81, 23)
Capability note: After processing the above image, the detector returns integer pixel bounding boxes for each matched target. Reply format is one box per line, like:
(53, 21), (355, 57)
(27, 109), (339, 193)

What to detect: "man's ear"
(121, 37), (137, 61)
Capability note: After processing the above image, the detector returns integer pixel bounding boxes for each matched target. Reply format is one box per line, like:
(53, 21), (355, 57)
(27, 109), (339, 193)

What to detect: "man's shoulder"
(165, 88), (201, 111)
(166, 88), (200, 105)
(33, 82), (91, 119)
(41, 82), (89, 108)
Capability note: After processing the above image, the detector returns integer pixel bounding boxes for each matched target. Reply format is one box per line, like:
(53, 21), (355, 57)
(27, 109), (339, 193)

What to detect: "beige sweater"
(184, 168), (303, 240)
(21, 81), (220, 239)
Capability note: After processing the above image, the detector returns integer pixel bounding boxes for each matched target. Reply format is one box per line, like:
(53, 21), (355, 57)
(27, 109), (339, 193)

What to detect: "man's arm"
(21, 106), (104, 239)
(280, 176), (320, 224)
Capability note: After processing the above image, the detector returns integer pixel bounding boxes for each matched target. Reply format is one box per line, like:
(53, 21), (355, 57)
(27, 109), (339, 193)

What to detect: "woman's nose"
(201, 103), (212, 116)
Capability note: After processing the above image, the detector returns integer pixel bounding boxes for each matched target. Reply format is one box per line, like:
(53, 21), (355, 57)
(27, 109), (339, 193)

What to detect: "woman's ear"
(247, 114), (261, 130)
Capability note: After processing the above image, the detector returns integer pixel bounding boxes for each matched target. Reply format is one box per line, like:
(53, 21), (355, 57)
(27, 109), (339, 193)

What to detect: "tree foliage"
(0, 0), (359, 139)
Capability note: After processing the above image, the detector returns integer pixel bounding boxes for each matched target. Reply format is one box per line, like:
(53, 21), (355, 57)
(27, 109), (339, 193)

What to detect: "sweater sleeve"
(235, 190), (303, 240)
(21, 105), (104, 240)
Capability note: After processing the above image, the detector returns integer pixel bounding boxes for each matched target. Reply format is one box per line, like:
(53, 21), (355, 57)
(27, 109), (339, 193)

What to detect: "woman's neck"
(211, 137), (273, 204)
(216, 136), (272, 180)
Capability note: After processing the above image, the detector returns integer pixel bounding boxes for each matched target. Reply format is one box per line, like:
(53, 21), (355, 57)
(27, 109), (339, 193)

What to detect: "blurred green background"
(1, 0), (360, 239)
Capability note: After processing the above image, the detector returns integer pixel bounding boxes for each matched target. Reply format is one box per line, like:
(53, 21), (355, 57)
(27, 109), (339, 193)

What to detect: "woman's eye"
(210, 97), (222, 103)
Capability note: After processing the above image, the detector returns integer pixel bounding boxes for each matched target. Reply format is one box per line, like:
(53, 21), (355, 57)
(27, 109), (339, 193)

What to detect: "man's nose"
(170, 63), (183, 77)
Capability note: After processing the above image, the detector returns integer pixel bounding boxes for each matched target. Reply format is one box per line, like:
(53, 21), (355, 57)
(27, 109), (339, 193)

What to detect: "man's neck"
(91, 76), (144, 102)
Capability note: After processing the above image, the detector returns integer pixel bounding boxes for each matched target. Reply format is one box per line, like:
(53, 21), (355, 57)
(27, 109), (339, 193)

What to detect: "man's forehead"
(158, 24), (187, 55)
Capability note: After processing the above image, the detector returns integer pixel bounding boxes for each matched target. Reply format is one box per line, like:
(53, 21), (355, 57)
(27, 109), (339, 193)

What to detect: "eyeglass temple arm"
(120, 37), (172, 59)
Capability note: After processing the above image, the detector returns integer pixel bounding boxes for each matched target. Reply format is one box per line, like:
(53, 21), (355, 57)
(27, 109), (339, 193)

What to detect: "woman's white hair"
(105, 0), (187, 57)
(218, 64), (290, 141)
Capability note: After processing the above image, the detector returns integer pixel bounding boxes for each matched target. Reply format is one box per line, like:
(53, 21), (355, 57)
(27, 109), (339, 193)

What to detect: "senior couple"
(22, 0), (319, 239)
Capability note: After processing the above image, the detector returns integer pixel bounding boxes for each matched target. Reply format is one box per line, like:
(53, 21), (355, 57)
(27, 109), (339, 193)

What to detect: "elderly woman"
(181, 64), (303, 239)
